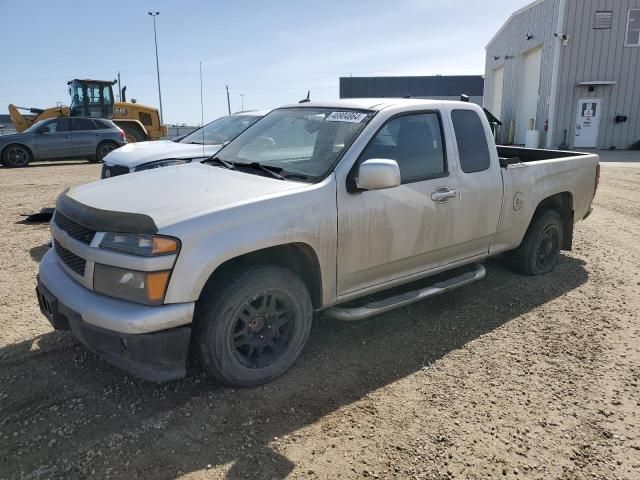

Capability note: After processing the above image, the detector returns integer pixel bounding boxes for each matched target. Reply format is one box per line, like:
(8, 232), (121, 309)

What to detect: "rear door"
(71, 118), (99, 157)
(446, 106), (503, 257)
(33, 118), (73, 159)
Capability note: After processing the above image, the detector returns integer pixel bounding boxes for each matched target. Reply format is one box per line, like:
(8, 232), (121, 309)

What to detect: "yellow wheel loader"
(8, 79), (167, 143)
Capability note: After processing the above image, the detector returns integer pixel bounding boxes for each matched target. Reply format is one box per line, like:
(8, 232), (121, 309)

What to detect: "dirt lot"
(1, 160), (639, 480)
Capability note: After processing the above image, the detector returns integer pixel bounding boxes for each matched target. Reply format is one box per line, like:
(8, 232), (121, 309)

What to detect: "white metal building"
(485, 0), (640, 149)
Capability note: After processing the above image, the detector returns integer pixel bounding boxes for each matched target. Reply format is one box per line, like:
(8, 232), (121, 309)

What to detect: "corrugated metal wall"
(485, 0), (560, 144)
(486, 0), (640, 148)
(554, 0), (640, 149)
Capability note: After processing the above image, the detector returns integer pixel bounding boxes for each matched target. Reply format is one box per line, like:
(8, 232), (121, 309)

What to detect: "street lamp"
(148, 11), (164, 124)
(240, 93), (245, 111)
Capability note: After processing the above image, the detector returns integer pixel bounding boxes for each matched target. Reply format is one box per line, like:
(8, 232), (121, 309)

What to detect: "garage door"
(516, 46), (543, 145)
(490, 66), (504, 120)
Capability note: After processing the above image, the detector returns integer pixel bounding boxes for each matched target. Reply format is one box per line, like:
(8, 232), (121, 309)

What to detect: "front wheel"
(2, 144), (32, 167)
(508, 209), (564, 276)
(194, 266), (313, 387)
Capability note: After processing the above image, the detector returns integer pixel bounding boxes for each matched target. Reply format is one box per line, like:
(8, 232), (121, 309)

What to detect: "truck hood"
(66, 163), (306, 229)
(104, 140), (222, 168)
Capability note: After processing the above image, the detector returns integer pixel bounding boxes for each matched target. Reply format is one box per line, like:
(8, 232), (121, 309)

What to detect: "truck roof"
(279, 98), (475, 111)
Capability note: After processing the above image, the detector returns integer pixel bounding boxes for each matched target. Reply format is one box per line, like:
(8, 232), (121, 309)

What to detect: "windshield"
(181, 114), (262, 145)
(215, 108), (373, 179)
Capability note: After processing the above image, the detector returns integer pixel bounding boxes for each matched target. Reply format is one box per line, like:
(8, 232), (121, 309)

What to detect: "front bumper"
(37, 249), (194, 382)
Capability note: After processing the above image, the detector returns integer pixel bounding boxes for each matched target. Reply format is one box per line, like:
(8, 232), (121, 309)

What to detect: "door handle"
(65, 134), (71, 138)
(431, 188), (457, 203)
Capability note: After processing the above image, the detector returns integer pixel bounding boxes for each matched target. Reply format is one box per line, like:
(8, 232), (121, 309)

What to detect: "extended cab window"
(451, 110), (491, 173)
(360, 113), (446, 183)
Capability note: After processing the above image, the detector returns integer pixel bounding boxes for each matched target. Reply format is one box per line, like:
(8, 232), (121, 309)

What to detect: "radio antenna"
(200, 61), (205, 156)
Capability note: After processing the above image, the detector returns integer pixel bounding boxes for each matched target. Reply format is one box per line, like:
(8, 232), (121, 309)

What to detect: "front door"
(574, 98), (601, 148)
(34, 118), (73, 159)
(337, 111), (461, 295)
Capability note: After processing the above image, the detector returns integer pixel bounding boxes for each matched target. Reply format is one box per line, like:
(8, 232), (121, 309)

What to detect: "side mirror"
(37, 127), (49, 134)
(356, 159), (401, 191)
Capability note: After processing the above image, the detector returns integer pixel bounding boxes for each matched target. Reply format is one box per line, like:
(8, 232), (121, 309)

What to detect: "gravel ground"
(0, 160), (639, 480)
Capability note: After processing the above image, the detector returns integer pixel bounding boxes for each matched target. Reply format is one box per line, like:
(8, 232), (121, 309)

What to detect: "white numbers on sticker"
(326, 111), (368, 123)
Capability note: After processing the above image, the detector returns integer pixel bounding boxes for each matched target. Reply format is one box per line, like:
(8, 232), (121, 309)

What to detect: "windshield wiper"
(281, 171), (313, 182)
(205, 156), (235, 170)
(235, 162), (285, 180)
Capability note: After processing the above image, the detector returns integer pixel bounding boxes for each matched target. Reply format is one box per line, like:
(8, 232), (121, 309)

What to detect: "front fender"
(161, 176), (338, 307)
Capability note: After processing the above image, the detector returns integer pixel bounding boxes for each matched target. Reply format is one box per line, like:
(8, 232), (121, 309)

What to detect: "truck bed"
(497, 146), (592, 166)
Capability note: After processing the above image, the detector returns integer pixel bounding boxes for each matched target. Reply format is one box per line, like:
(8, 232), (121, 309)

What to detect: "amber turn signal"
(146, 271), (171, 302)
(152, 237), (179, 255)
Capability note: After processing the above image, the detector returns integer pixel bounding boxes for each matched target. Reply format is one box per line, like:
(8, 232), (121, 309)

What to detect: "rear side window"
(451, 110), (491, 173)
(72, 118), (97, 131)
(94, 119), (113, 130)
(360, 113), (446, 183)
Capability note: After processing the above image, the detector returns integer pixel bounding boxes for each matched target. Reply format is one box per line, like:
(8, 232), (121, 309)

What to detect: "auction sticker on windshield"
(326, 111), (368, 123)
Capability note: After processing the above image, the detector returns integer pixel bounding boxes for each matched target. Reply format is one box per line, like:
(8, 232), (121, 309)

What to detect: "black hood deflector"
(56, 192), (158, 234)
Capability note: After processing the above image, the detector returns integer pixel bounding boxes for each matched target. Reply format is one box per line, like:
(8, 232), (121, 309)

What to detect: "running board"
(324, 264), (486, 321)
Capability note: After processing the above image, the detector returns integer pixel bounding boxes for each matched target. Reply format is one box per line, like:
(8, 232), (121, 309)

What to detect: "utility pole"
(240, 93), (245, 111)
(148, 11), (164, 124)
(225, 85), (231, 115)
(117, 71), (122, 101)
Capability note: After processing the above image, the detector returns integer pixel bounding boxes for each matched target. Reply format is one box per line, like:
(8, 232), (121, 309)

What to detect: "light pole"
(148, 11), (164, 124)
(240, 93), (245, 111)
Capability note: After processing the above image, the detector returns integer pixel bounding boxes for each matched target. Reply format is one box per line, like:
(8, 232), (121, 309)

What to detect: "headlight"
(94, 264), (170, 305)
(99, 233), (179, 257)
(134, 159), (190, 171)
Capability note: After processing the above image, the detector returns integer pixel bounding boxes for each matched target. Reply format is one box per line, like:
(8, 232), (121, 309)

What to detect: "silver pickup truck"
(36, 99), (599, 386)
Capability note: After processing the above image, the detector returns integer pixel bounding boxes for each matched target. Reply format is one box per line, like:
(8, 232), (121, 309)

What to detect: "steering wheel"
(255, 136), (276, 147)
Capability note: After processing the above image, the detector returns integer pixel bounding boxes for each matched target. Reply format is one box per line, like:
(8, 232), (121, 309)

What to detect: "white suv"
(100, 110), (267, 178)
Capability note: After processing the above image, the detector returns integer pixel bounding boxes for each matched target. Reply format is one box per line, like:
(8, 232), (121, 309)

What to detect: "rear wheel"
(94, 141), (119, 162)
(194, 265), (313, 387)
(2, 144), (32, 167)
(508, 209), (563, 276)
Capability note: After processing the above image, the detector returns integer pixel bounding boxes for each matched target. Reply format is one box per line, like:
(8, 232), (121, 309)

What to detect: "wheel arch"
(113, 120), (148, 141)
(198, 243), (324, 309)
(1, 142), (34, 163)
(531, 191), (574, 251)
(96, 138), (120, 149)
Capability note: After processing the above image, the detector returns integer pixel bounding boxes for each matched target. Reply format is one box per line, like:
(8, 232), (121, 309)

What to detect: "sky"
(0, 0), (532, 125)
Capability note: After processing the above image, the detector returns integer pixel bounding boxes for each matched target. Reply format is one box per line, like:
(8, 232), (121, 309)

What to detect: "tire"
(119, 124), (145, 143)
(508, 209), (564, 276)
(1, 144), (32, 167)
(194, 265), (313, 387)
(94, 141), (119, 163)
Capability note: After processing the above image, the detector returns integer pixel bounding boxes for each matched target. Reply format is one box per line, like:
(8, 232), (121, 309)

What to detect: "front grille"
(54, 242), (86, 276)
(101, 164), (130, 179)
(54, 212), (96, 245)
